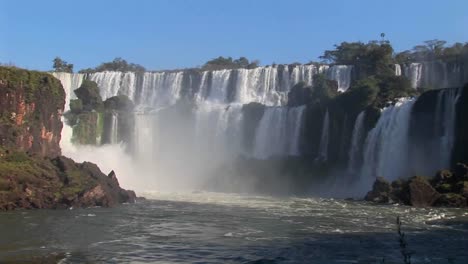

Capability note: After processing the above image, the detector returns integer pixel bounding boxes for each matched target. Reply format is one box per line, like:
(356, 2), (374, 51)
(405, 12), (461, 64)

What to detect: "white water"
(327, 65), (353, 92)
(317, 109), (330, 162)
(403, 63), (423, 89)
(394, 64), (402, 76)
(51, 72), (84, 111)
(110, 113), (119, 144)
(252, 106), (305, 159)
(431, 88), (462, 171)
(360, 98), (415, 188)
(347, 111), (365, 174)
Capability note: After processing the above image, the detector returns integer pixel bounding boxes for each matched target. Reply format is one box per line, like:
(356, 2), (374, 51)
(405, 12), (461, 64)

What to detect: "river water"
(1, 192), (467, 263)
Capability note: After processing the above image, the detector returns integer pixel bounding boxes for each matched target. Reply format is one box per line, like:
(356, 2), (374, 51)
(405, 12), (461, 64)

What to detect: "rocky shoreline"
(0, 66), (138, 211)
(365, 163), (468, 207)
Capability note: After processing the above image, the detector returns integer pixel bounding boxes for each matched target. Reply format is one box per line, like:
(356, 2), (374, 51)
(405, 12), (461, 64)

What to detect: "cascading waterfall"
(394, 64), (402, 76)
(52, 72), (84, 111)
(432, 88), (462, 169)
(360, 98), (415, 184)
(317, 109), (330, 162)
(110, 113), (119, 144)
(327, 65), (353, 92)
(403, 63), (423, 89)
(252, 106), (306, 159)
(347, 111), (365, 173)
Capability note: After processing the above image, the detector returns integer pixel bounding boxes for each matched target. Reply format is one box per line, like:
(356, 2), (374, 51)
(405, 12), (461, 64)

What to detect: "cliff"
(0, 67), (64, 157)
(0, 67), (137, 210)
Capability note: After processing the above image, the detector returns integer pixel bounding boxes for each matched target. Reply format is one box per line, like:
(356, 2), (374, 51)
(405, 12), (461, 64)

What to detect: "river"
(1, 192), (467, 263)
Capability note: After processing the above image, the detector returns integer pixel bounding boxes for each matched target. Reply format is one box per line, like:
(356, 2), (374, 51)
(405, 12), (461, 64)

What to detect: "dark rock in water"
(365, 177), (391, 203)
(434, 193), (467, 207)
(407, 176), (441, 207)
(456, 181), (468, 199)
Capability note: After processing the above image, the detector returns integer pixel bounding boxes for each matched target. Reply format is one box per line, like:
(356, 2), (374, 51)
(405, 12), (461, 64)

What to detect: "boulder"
(434, 193), (467, 207)
(407, 176), (441, 207)
(365, 177), (391, 203)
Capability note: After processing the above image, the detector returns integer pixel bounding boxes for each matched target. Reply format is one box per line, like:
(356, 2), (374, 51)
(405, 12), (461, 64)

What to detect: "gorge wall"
(0, 67), (137, 210)
(0, 67), (64, 157)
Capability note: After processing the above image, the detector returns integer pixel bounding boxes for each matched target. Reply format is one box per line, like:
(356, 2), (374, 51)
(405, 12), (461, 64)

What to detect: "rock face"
(407, 176), (441, 207)
(0, 67), (65, 157)
(0, 153), (136, 210)
(365, 165), (468, 208)
(0, 66), (138, 210)
(364, 177), (391, 203)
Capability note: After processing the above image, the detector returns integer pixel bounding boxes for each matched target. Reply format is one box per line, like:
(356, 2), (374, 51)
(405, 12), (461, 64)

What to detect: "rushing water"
(1, 192), (467, 264)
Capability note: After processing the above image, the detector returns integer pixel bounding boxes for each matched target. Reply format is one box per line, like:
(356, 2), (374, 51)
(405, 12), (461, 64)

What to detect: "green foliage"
(202, 56), (260, 70)
(79, 57), (145, 73)
(309, 74), (338, 105)
(52, 57), (74, 73)
(74, 80), (103, 111)
(320, 40), (395, 78)
(395, 40), (468, 63)
(375, 75), (414, 107)
(0, 66), (64, 104)
(336, 77), (379, 112)
(72, 112), (100, 145)
(104, 95), (135, 111)
(69, 99), (83, 114)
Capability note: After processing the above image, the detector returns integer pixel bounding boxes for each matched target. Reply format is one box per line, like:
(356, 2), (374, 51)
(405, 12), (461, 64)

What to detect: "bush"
(69, 99), (83, 113)
(74, 80), (103, 111)
(104, 95), (134, 111)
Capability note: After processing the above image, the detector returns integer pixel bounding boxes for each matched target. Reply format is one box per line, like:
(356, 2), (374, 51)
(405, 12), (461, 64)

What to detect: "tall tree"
(52, 57), (73, 73)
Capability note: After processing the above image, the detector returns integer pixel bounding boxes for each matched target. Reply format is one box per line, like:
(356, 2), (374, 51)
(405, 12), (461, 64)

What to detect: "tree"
(310, 74), (338, 105)
(52, 57), (73, 73)
(78, 58), (146, 73)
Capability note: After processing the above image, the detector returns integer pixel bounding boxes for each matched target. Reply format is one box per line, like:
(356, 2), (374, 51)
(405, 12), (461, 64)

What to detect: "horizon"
(1, 0), (468, 72)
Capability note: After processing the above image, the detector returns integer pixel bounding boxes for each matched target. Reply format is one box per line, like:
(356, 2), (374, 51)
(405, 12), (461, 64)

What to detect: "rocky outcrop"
(0, 67), (138, 210)
(0, 152), (136, 210)
(0, 66), (65, 157)
(365, 164), (468, 207)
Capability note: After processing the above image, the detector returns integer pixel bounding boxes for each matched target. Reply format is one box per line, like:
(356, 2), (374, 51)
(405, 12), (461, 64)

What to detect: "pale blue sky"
(1, 0), (467, 71)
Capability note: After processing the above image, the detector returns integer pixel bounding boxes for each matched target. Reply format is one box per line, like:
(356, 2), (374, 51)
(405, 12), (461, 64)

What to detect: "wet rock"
(434, 193), (467, 207)
(407, 176), (441, 207)
(365, 177), (391, 203)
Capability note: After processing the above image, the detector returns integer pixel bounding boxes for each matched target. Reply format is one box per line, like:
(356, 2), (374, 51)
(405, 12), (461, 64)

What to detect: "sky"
(1, 0), (467, 71)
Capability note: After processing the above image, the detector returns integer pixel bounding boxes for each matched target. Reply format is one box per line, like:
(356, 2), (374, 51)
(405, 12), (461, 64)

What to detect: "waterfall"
(433, 88), (462, 169)
(51, 72), (84, 111)
(252, 106), (305, 159)
(317, 109), (330, 162)
(287, 105), (306, 155)
(403, 63), (423, 89)
(361, 98), (415, 183)
(110, 113), (119, 144)
(139, 72), (183, 108)
(395, 64), (402, 76)
(347, 111), (365, 173)
(326, 65), (353, 92)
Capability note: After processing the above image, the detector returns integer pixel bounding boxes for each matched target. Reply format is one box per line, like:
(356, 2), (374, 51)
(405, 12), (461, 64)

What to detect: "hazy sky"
(1, 0), (467, 71)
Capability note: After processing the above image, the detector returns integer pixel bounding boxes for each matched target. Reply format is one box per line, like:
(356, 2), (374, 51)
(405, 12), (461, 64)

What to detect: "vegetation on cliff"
(0, 66), (65, 157)
(78, 57), (146, 74)
(201, 56), (260, 71)
(52, 57), (74, 73)
(0, 148), (136, 210)
(64, 80), (135, 146)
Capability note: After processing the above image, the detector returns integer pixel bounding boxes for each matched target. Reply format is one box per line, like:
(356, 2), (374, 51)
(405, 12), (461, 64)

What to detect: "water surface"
(1, 192), (467, 263)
